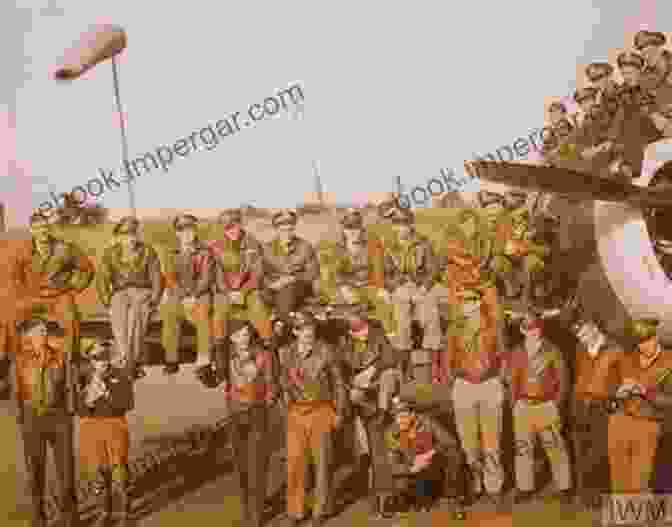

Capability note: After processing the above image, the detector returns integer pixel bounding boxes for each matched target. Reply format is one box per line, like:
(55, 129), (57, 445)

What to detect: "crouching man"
(336, 305), (401, 518)
(78, 339), (134, 527)
(278, 310), (349, 527)
(383, 396), (466, 519)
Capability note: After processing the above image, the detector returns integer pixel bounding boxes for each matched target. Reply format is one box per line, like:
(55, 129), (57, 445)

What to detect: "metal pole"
(111, 56), (136, 218)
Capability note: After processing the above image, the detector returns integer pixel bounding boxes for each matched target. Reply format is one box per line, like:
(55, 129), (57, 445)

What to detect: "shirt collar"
(640, 343), (662, 369)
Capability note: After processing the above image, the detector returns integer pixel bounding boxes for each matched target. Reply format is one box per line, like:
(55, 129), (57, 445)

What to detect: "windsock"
(53, 24), (127, 81)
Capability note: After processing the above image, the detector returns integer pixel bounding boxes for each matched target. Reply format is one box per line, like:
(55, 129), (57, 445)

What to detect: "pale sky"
(1, 0), (666, 226)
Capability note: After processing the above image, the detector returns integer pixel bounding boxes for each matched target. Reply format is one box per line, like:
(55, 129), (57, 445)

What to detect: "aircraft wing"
(466, 161), (672, 208)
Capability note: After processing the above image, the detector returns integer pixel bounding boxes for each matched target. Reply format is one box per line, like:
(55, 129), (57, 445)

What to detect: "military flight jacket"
(209, 230), (265, 292)
(10, 238), (94, 304)
(14, 342), (72, 414)
(338, 321), (398, 380)
(506, 338), (568, 404)
(224, 344), (279, 414)
(96, 242), (163, 307)
(330, 238), (385, 290)
(573, 339), (623, 400)
(444, 286), (502, 384)
(162, 242), (216, 299)
(641, 50), (672, 94)
(606, 84), (664, 152)
(384, 412), (460, 473)
(278, 339), (348, 418)
(78, 365), (134, 418)
(612, 346), (672, 422)
(262, 236), (320, 285)
(383, 234), (438, 291)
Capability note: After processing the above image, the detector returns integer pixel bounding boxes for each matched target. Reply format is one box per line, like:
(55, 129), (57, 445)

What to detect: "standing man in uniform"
(262, 210), (320, 338)
(210, 208), (274, 376)
(635, 30), (672, 93)
(491, 191), (550, 305)
(199, 319), (279, 527)
(506, 311), (572, 504)
(606, 52), (672, 179)
(443, 267), (507, 506)
(96, 216), (164, 379)
(569, 313), (622, 508)
(278, 310), (349, 527)
(608, 318), (672, 493)
(11, 211), (94, 414)
(318, 209), (394, 337)
(540, 101), (576, 164)
(586, 62), (621, 118)
(383, 206), (441, 384)
(11, 318), (81, 527)
(160, 214), (216, 374)
(336, 304), (400, 518)
(78, 339), (134, 527)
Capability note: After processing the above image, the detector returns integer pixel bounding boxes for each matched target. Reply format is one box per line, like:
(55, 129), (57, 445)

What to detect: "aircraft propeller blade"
(466, 160), (672, 208)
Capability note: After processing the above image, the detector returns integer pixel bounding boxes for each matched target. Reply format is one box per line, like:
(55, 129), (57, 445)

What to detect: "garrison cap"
(340, 208), (364, 229)
(390, 396), (411, 413)
(16, 317), (48, 335)
(585, 62), (614, 82)
(478, 190), (504, 208)
(227, 318), (256, 338)
(617, 51), (645, 70)
(389, 206), (414, 225)
(634, 30), (666, 50)
(218, 208), (243, 225)
(272, 209), (298, 227)
(574, 86), (599, 103)
(173, 214), (199, 231)
(290, 309), (318, 329)
(29, 211), (50, 226)
(113, 216), (139, 236)
(85, 339), (114, 360)
(548, 101), (567, 113)
(504, 190), (528, 208)
(377, 199), (398, 219)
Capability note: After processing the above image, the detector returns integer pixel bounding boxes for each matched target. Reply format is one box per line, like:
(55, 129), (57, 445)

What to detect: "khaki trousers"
(452, 377), (504, 495)
(286, 402), (337, 519)
(513, 400), (571, 492)
(391, 283), (447, 352)
(21, 406), (78, 526)
(160, 295), (211, 363)
(608, 413), (661, 493)
(109, 287), (154, 371)
(212, 290), (273, 340)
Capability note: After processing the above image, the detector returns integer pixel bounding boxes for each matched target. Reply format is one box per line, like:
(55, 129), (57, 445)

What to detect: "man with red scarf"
(505, 310), (572, 505)
(209, 209), (274, 379)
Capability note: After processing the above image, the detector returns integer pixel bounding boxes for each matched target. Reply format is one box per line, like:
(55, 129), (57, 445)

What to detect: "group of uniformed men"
(6, 29), (672, 527)
(540, 30), (672, 181)
(7, 183), (672, 527)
